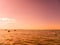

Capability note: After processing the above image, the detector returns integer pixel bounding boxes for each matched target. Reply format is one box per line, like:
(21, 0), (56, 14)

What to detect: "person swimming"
(14, 30), (16, 31)
(8, 30), (10, 32)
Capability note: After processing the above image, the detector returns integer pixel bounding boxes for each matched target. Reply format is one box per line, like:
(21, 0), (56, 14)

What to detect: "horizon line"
(0, 29), (60, 30)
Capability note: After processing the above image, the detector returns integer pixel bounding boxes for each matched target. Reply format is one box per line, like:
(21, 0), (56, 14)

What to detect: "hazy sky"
(0, 0), (60, 29)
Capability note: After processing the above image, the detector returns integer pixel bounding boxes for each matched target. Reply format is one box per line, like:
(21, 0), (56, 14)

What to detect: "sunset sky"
(0, 0), (60, 29)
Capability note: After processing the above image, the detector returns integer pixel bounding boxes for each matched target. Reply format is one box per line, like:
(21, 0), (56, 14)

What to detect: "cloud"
(0, 18), (16, 23)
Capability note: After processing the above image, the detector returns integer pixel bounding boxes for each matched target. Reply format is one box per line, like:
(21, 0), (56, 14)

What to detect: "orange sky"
(0, 0), (60, 29)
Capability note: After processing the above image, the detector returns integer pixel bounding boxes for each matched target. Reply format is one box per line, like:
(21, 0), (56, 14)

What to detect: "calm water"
(0, 30), (60, 45)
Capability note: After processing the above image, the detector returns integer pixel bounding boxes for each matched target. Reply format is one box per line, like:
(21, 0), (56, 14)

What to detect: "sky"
(0, 0), (60, 29)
